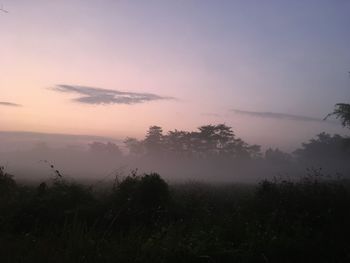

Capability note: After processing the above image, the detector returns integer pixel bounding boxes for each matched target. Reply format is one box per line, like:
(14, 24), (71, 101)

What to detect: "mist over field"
(1, 1), (350, 262)
(1, 125), (349, 184)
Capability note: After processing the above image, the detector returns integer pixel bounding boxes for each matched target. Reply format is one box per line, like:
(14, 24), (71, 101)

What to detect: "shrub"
(110, 172), (170, 228)
(0, 166), (16, 200)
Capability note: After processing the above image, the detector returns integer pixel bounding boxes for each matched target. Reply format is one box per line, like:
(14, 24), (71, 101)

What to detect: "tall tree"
(163, 130), (189, 156)
(144, 126), (164, 155)
(194, 124), (261, 159)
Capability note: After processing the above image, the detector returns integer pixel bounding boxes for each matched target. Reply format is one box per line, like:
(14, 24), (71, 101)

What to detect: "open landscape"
(1, 1), (350, 262)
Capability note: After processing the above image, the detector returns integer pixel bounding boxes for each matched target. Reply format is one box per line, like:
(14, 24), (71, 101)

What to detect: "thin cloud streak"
(51, 85), (175, 105)
(0, 101), (22, 107)
(232, 109), (337, 124)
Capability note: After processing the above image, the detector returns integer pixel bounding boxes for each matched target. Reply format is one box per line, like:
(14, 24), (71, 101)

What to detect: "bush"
(252, 174), (350, 262)
(9, 178), (96, 234)
(1, 168), (350, 262)
(0, 166), (16, 200)
(110, 172), (170, 228)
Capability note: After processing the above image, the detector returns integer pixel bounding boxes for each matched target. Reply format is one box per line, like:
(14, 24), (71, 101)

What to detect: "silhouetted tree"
(189, 125), (214, 156)
(0, 166), (16, 200)
(163, 130), (189, 156)
(144, 126), (164, 155)
(124, 124), (262, 160)
(189, 124), (261, 159)
(265, 148), (291, 164)
(230, 138), (261, 159)
(294, 132), (350, 163)
(325, 103), (350, 129)
(124, 137), (144, 156)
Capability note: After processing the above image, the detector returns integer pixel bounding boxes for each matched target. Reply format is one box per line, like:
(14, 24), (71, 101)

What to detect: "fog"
(1, 125), (349, 184)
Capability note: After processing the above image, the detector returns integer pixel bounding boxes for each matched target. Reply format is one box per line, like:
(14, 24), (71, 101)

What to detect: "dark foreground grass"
(1, 166), (350, 262)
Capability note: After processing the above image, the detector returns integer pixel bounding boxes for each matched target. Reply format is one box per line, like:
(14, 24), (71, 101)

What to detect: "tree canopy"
(293, 132), (350, 162)
(124, 124), (262, 160)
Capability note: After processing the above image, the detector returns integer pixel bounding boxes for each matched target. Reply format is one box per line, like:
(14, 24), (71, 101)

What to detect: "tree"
(196, 124), (237, 156)
(124, 137), (144, 156)
(265, 148), (291, 164)
(163, 130), (189, 156)
(324, 72), (350, 129)
(124, 124), (262, 160)
(0, 166), (16, 200)
(191, 124), (261, 159)
(294, 132), (350, 162)
(144, 126), (164, 155)
(325, 103), (350, 129)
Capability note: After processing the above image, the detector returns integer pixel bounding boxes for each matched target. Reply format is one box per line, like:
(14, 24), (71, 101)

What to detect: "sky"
(1, 0), (349, 150)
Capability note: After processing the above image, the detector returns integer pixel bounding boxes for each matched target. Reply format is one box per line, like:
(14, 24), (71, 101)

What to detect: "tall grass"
(0, 167), (349, 262)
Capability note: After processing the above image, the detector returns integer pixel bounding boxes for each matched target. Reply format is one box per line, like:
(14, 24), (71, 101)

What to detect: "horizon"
(1, 2), (350, 260)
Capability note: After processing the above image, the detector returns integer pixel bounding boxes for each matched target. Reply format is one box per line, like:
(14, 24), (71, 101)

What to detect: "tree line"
(88, 103), (350, 163)
(124, 124), (261, 159)
(88, 125), (350, 165)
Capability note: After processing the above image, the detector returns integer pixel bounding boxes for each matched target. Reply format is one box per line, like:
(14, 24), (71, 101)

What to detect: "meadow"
(1, 166), (349, 263)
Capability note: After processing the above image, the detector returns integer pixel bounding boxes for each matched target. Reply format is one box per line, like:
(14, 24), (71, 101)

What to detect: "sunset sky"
(1, 0), (349, 150)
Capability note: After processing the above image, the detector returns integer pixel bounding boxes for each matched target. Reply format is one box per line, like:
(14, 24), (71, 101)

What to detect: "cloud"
(231, 109), (336, 124)
(51, 85), (174, 105)
(0, 101), (22, 107)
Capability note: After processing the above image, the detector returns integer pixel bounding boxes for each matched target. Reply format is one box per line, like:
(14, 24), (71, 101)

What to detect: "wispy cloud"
(231, 109), (335, 124)
(0, 101), (22, 107)
(51, 85), (174, 105)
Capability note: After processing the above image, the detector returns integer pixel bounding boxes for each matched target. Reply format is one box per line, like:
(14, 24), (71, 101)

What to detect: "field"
(1, 167), (350, 263)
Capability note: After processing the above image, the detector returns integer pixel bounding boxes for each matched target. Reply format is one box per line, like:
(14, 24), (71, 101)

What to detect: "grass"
(0, 166), (350, 262)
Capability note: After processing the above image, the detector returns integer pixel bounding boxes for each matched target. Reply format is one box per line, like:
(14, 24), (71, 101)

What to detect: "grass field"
(1, 166), (350, 262)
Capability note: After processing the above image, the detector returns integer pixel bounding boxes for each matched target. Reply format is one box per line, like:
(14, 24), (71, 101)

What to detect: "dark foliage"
(0, 168), (350, 262)
(0, 166), (16, 200)
(325, 103), (350, 128)
(109, 172), (170, 229)
(294, 132), (350, 163)
(86, 124), (349, 171)
(124, 124), (262, 160)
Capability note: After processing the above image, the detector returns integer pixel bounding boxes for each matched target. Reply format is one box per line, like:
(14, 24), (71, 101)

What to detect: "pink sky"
(1, 1), (349, 151)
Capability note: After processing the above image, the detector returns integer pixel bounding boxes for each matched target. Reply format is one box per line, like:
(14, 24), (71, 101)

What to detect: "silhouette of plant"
(110, 172), (170, 228)
(125, 124), (262, 159)
(325, 103), (350, 129)
(0, 166), (16, 200)
(294, 132), (350, 163)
